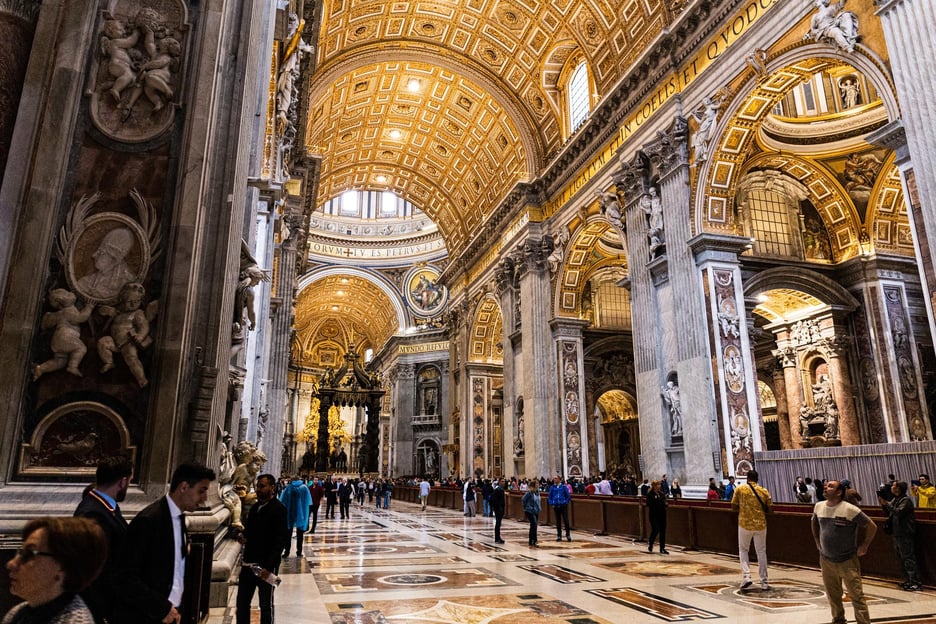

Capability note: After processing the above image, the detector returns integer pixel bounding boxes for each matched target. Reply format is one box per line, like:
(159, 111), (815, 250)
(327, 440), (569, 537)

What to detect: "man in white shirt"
(419, 477), (431, 511)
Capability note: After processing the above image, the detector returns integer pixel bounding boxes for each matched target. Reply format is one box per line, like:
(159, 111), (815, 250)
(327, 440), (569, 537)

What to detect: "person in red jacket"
(308, 476), (325, 533)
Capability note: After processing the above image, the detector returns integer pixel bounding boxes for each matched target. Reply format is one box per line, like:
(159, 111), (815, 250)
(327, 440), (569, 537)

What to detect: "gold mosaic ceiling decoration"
(752, 288), (824, 324)
(307, 0), (669, 257)
(293, 273), (400, 358)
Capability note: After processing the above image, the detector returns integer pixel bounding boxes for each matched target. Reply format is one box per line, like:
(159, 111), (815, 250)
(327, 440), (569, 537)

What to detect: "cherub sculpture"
(33, 289), (94, 381)
(97, 282), (156, 388)
(597, 191), (623, 229)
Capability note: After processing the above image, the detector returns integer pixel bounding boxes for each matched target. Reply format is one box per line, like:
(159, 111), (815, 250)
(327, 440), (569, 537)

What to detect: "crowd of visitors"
(1, 459), (932, 624)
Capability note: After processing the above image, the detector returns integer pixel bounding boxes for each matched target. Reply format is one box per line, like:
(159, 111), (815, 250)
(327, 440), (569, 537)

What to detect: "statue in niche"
(640, 187), (664, 255)
(277, 14), (314, 134)
(33, 289), (95, 381)
(97, 282), (156, 388)
(812, 374), (833, 413)
(661, 380), (683, 437)
(232, 261), (270, 355)
(217, 428), (244, 529)
(805, 0), (859, 53)
(597, 191), (623, 229)
(839, 78), (860, 109)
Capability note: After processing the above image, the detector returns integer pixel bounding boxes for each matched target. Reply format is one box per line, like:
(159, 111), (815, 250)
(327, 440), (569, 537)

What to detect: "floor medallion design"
(587, 587), (722, 621)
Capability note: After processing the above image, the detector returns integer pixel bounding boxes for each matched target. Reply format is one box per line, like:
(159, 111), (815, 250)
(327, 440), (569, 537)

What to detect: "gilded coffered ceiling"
(306, 0), (670, 256)
(752, 289), (825, 324)
(293, 273), (401, 363)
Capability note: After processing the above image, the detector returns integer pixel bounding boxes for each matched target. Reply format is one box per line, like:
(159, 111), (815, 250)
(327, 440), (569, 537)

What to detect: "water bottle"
(250, 564), (282, 587)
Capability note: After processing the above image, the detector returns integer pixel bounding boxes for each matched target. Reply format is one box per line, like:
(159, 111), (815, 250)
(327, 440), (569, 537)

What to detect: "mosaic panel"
(317, 567), (515, 593)
(593, 558), (737, 578)
(684, 578), (903, 613)
(587, 587), (722, 621)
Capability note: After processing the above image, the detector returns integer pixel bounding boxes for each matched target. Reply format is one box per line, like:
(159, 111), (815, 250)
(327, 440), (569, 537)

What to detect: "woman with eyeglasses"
(4, 517), (107, 624)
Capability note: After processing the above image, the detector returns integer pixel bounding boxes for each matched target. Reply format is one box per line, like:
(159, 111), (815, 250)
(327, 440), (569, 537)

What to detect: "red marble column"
(775, 347), (803, 448)
(772, 366), (792, 449)
(823, 338), (860, 446)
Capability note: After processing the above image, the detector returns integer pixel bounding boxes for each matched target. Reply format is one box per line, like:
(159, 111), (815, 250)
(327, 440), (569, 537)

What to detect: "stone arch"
(554, 215), (627, 319)
(743, 266), (859, 312)
(296, 266), (408, 332)
(866, 157), (914, 257)
(695, 42), (899, 235)
(469, 295), (503, 363)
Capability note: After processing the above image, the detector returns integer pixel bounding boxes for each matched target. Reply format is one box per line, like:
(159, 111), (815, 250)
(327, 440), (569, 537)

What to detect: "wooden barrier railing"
(394, 485), (936, 585)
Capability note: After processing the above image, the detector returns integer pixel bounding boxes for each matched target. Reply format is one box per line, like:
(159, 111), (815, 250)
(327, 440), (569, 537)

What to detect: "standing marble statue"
(547, 231), (569, 275)
(641, 187), (664, 254)
(661, 380), (683, 436)
(691, 96), (721, 163)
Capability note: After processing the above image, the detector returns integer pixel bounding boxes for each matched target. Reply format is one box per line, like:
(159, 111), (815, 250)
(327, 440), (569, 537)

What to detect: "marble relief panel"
(883, 284), (930, 440)
(559, 340), (583, 477)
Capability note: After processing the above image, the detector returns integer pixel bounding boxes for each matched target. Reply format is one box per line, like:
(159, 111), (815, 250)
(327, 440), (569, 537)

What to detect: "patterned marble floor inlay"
(309, 544), (444, 556)
(594, 558), (737, 578)
(326, 593), (615, 624)
(305, 555), (469, 569)
(586, 587), (722, 621)
(317, 567), (514, 594)
(685, 578), (903, 612)
(207, 499), (936, 624)
(518, 563), (605, 583)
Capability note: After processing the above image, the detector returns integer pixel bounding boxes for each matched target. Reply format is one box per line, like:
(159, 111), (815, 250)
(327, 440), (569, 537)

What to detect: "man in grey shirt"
(811, 479), (877, 624)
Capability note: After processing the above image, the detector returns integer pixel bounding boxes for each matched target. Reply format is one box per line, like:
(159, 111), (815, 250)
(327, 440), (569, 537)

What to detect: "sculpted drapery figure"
(805, 0), (859, 53)
(661, 380), (683, 437)
(597, 191), (623, 229)
(691, 97), (721, 163)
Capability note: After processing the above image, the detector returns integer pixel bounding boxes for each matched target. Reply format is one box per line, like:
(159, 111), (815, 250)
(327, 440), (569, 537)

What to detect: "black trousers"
(236, 566), (274, 624)
(893, 534), (920, 584)
(494, 511), (504, 541)
(648, 515), (667, 551)
(285, 527), (304, 556)
(340, 499), (351, 518)
(326, 498), (336, 518)
(525, 511), (539, 544)
(553, 504), (570, 538)
(309, 502), (320, 532)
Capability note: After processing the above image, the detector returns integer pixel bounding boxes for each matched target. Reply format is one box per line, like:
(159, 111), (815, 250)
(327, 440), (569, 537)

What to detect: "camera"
(877, 480), (894, 500)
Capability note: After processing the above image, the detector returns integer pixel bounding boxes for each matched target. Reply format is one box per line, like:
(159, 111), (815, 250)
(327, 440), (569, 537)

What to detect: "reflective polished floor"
(214, 499), (936, 623)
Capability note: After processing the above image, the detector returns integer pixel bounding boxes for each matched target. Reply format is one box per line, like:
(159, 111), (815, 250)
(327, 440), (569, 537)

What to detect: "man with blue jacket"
(279, 475), (312, 557)
(548, 475), (572, 542)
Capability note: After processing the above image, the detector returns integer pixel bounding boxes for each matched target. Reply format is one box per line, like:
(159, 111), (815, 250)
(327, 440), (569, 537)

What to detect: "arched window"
(567, 61), (590, 131)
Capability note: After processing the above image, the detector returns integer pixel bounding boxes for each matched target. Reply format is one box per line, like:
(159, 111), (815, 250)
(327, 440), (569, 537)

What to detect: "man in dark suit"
(124, 462), (215, 624)
(492, 477), (506, 544)
(74, 456), (134, 623)
(236, 473), (289, 624)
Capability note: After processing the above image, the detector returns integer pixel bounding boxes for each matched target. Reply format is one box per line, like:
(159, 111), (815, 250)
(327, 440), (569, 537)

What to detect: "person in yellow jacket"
(731, 469), (773, 591)
(911, 473), (935, 509)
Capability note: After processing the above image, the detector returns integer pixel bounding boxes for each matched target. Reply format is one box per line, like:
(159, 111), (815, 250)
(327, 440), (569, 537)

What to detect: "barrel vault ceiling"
(298, 0), (673, 356)
(305, 0), (671, 256)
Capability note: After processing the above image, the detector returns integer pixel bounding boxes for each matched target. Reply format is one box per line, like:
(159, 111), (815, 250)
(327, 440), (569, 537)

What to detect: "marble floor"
(211, 500), (936, 623)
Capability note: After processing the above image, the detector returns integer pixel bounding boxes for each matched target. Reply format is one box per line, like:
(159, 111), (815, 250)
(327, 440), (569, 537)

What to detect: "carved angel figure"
(99, 19), (141, 107)
(33, 289), (95, 381)
(806, 0), (859, 53)
(97, 282), (155, 388)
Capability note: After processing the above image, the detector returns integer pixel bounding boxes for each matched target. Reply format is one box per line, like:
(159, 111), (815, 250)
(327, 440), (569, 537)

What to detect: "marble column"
(874, 0), (936, 340)
(772, 366), (792, 449)
(819, 336), (859, 446)
(775, 347), (804, 448)
(0, 0), (39, 184)
(261, 201), (297, 477)
(516, 231), (558, 478)
(551, 318), (590, 478)
(393, 364), (417, 475)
